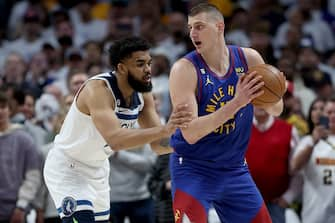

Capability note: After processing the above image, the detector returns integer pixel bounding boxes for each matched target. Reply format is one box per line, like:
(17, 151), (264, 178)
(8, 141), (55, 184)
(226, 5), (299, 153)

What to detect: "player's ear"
(117, 63), (127, 75)
(216, 21), (224, 32)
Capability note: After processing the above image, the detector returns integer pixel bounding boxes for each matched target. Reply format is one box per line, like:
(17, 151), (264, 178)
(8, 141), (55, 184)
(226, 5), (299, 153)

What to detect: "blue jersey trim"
(95, 210), (110, 216)
(195, 47), (235, 80)
(116, 113), (138, 120)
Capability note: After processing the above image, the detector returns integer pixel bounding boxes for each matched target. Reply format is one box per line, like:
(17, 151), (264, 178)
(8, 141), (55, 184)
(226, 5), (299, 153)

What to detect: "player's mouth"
(144, 74), (151, 83)
(194, 41), (202, 47)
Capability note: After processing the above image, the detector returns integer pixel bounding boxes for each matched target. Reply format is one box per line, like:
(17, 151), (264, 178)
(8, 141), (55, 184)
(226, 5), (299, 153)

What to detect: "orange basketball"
(247, 64), (286, 107)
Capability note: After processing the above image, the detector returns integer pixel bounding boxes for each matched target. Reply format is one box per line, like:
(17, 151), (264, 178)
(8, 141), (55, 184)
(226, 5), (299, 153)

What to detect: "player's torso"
(53, 72), (143, 167)
(170, 46), (253, 167)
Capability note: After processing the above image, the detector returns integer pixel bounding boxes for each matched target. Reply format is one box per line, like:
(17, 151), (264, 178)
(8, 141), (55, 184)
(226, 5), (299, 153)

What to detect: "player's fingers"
(170, 116), (193, 125)
(250, 89), (264, 100)
(248, 79), (264, 92)
(246, 75), (263, 88)
(170, 110), (192, 119)
(173, 103), (189, 112)
(243, 71), (257, 83)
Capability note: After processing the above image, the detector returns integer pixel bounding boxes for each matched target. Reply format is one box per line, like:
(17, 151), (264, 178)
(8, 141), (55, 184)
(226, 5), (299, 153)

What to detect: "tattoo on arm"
(159, 138), (170, 147)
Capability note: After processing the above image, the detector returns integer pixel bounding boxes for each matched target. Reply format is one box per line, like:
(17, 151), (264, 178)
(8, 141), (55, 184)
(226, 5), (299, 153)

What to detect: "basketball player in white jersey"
(43, 37), (192, 223)
(291, 98), (335, 223)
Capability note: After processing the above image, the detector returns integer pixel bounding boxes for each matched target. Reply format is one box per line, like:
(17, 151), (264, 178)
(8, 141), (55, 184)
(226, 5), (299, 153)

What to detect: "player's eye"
(195, 24), (203, 30)
(136, 63), (145, 67)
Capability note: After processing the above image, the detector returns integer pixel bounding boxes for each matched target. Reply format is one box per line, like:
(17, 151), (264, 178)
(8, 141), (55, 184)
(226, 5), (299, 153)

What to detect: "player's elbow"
(108, 142), (124, 151)
(182, 132), (199, 145)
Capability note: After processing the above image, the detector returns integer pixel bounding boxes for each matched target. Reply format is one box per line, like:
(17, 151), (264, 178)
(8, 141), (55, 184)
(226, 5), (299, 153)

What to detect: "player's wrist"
(229, 98), (245, 111)
(160, 125), (171, 138)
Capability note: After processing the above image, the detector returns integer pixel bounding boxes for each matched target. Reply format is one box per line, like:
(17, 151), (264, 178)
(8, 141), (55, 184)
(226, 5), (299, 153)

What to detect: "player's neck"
(201, 41), (229, 75)
(115, 74), (134, 104)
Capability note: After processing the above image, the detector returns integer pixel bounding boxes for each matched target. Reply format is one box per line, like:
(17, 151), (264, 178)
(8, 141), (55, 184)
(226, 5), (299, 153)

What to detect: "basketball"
(247, 64), (286, 107)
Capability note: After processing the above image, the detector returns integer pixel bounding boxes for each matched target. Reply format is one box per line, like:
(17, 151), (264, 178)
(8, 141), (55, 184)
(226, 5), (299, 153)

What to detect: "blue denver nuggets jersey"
(170, 46), (253, 168)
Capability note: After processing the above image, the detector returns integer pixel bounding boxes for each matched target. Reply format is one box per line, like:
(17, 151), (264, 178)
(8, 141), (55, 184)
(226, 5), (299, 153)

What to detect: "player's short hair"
(189, 3), (224, 21)
(108, 37), (151, 70)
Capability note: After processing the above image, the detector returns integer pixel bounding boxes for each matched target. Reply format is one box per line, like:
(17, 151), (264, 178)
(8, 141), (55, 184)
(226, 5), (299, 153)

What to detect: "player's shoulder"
(240, 47), (261, 57)
(239, 47), (264, 66)
(77, 76), (113, 106)
(171, 58), (196, 76)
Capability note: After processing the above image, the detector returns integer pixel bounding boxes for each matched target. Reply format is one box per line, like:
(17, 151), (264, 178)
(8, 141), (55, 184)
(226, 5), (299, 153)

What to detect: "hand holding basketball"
(234, 70), (265, 109)
(247, 64), (286, 107)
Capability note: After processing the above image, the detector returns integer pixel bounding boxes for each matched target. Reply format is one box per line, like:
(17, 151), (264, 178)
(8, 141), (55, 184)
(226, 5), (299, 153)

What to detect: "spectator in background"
(1, 52), (27, 89)
(0, 91), (42, 222)
(148, 90), (173, 223)
(281, 82), (309, 137)
(21, 90), (49, 148)
(289, 0), (335, 54)
(290, 97), (335, 223)
(52, 47), (86, 96)
(24, 51), (52, 98)
(51, 16), (84, 59)
(276, 55), (316, 117)
(150, 53), (171, 119)
(83, 41), (103, 68)
(34, 92), (60, 133)
(249, 21), (276, 65)
(34, 106), (69, 223)
(6, 7), (45, 61)
(149, 153), (173, 223)
(109, 137), (157, 223)
(296, 44), (333, 99)
(225, 7), (250, 47)
(66, 72), (88, 97)
(246, 107), (300, 223)
(70, 0), (107, 42)
(152, 12), (188, 64)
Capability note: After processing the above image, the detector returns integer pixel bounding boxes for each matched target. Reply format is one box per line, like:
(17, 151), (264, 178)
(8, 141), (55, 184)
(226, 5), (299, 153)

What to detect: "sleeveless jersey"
(170, 45), (252, 168)
(52, 72), (144, 167)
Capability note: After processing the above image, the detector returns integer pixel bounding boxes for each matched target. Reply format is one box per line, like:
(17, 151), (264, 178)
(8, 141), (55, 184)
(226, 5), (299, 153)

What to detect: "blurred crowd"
(0, 0), (335, 223)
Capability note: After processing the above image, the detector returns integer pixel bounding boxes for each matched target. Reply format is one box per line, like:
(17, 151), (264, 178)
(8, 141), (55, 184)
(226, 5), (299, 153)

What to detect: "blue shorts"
(170, 154), (272, 223)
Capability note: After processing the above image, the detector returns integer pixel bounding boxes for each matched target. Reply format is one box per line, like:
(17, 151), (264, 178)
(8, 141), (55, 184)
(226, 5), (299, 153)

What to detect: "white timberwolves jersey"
(44, 72), (144, 220)
(296, 135), (335, 223)
(53, 72), (144, 167)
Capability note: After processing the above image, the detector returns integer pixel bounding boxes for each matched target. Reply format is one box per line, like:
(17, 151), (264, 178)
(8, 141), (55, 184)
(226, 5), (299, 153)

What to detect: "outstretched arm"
(169, 58), (264, 144)
(77, 80), (190, 151)
(138, 93), (184, 155)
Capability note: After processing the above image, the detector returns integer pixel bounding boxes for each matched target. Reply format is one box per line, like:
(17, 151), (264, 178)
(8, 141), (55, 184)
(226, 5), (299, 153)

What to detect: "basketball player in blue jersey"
(169, 3), (285, 223)
(43, 37), (192, 223)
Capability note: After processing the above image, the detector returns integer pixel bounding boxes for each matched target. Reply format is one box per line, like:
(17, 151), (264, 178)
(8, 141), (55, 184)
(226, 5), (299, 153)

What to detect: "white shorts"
(44, 149), (110, 221)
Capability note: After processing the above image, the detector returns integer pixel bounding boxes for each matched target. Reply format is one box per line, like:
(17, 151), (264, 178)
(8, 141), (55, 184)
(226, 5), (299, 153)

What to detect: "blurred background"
(0, 0), (335, 223)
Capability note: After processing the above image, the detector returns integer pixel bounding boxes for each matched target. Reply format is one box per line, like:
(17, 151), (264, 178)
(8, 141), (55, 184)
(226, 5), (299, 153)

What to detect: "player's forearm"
(264, 99), (283, 117)
(290, 145), (314, 173)
(181, 99), (242, 144)
(106, 126), (169, 151)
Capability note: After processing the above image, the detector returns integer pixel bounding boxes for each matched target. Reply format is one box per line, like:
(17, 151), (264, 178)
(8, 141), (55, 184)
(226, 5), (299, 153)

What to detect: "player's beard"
(127, 71), (152, 93)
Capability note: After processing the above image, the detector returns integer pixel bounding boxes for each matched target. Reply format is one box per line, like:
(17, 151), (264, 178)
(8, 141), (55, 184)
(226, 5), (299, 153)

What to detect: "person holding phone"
(290, 97), (335, 223)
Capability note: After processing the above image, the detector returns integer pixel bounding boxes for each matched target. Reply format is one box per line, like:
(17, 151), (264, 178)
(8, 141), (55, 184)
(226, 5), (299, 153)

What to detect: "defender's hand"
(165, 104), (192, 136)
